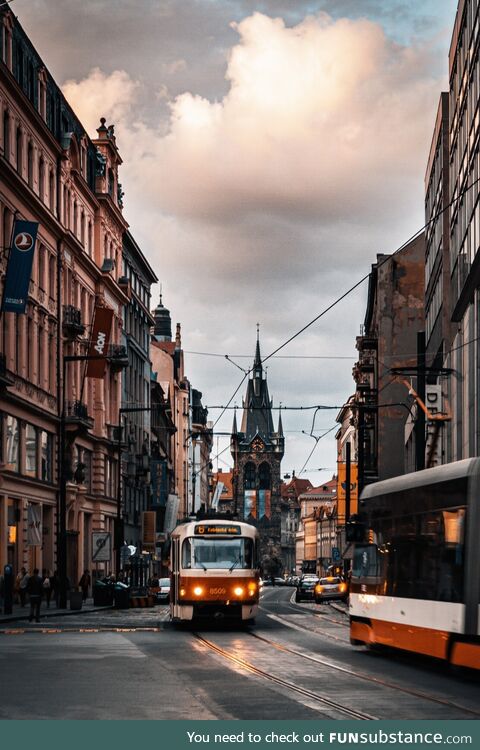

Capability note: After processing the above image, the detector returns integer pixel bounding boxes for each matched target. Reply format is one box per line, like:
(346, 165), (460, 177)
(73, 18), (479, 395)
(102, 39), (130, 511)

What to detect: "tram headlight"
(247, 582), (257, 595)
(233, 586), (244, 597)
(180, 588), (186, 597)
(193, 586), (204, 596)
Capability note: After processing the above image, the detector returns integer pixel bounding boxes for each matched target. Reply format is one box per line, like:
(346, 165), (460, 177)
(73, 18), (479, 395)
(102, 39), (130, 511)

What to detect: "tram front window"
(182, 538), (253, 570)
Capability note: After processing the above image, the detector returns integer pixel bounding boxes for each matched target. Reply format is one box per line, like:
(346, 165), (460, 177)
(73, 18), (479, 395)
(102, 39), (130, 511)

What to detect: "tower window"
(244, 461), (256, 490)
(258, 462), (271, 490)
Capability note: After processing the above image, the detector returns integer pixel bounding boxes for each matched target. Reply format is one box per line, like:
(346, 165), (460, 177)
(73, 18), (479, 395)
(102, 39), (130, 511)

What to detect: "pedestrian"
(27, 568), (43, 622)
(42, 568), (52, 608)
(79, 569), (91, 602)
(18, 567), (29, 607)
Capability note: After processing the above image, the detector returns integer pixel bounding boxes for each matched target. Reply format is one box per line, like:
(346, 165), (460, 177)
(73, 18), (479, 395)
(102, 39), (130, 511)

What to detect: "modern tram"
(349, 458), (480, 670)
(169, 519), (260, 623)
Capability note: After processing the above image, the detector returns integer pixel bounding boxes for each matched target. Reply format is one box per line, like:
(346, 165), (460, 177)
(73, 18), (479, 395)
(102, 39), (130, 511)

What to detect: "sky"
(13, 0), (457, 485)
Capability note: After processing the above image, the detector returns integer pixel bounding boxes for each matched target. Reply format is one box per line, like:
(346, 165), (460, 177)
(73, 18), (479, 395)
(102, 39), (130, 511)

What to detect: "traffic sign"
(92, 532), (112, 562)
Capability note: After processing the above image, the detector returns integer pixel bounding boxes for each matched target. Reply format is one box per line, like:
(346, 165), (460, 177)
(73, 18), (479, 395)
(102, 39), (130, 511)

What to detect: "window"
(258, 462), (271, 490)
(40, 430), (52, 481)
(25, 424), (37, 477)
(3, 109), (10, 160)
(39, 157), (45, 202)
(27, 141), (34, 187)
(16, 126), (22, 174)
(244, 461), (256, 490)
(49, 169), (55, 211)
(182, 537), (254, 570)
(5, 415), (19, 472)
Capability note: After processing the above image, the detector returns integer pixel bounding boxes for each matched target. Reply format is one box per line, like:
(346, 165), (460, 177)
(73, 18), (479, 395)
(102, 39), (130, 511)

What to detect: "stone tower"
(230, 333), (284, 574)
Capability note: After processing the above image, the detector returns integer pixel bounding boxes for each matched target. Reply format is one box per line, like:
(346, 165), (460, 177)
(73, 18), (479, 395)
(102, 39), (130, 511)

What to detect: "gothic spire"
(278, 410), (283, 437)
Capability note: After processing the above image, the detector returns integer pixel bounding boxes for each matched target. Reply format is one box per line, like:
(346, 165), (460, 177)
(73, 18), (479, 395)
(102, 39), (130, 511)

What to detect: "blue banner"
(2, 220), (39, 314)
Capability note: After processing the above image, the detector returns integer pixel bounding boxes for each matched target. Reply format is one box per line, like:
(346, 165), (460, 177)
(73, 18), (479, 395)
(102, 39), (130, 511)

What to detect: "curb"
(0, 604), (114, 624)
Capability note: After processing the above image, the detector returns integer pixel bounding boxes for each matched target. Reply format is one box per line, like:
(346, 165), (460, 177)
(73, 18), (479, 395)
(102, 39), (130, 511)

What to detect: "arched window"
(258, 462), (271, 490)
(244, 461), (256, 490)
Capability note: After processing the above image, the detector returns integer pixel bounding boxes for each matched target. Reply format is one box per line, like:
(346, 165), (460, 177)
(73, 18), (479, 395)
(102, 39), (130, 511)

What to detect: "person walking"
(18, 568), (29, 607)
(42, 569), (52, 608)
(27, 569), (43, 622)
(79, 570), (91, 602)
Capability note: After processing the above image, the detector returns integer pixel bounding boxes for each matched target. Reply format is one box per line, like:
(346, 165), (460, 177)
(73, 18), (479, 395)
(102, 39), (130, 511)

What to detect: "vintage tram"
(349, 458), (480, 670)
(169, 519), (260, 623)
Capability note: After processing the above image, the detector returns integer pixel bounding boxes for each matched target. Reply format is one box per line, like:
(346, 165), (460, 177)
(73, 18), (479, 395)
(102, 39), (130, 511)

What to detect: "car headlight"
(315, 585), (323, 593)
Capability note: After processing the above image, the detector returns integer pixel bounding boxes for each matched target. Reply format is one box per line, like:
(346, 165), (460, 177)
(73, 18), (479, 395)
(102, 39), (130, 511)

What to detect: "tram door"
(170, 537), (181, 619)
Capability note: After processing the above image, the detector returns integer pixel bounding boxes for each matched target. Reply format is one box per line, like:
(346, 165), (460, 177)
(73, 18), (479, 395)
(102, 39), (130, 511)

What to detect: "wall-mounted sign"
(2, 221), (39, 314)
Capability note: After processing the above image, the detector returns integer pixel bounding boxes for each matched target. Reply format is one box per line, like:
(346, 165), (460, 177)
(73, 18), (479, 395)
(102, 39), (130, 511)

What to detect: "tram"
(169, 519), (260, 623)
(349, 458), (480, 670)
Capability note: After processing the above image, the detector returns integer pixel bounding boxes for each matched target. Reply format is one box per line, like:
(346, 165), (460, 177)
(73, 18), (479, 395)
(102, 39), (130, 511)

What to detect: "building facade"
(352, 235), (425, 491)
(0, 8), (134, 585)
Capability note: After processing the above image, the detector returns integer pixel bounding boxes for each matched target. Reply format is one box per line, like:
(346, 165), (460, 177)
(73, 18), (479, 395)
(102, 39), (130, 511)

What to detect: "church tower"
(231, 331), (284, 573)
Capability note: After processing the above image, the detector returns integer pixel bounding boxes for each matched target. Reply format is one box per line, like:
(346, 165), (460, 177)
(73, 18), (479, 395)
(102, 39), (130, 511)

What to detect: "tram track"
(246, 629), (480, 719)
(192, 631), (378, 720)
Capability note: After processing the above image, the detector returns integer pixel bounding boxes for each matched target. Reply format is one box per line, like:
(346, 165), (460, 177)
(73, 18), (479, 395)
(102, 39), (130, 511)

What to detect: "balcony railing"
(107, 344), (129, 370)
(63, 305), (85, 338)
(65, 400), (94, 429)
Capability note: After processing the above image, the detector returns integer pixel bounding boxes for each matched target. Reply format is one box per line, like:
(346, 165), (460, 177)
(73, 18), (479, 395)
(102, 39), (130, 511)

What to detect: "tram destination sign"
(195, 524), (242, 536)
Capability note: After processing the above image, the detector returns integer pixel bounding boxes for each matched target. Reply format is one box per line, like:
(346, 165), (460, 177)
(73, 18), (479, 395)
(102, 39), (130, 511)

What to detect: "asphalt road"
(0, 586), (479, 720)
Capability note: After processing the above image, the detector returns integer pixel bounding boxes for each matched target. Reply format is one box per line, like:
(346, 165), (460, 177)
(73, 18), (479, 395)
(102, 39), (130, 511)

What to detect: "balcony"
(107, 344), (129, 370)
(63, 305), (85, 339)
(65, 400), (94, 432)
(0, 353), (14, 389)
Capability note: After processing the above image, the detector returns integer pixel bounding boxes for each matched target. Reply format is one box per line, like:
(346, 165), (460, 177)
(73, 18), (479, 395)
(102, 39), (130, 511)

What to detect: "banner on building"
(2, 220), (39, 314)
(336, 461), (358, 523)
(142, 511), (156, 550)
(244, 490), (257, 519)
(211, 482), (224, 510)
(164, 494), (180, 534)
(27, 504), (42, 546)
(257, 489), (271, 519)
(86, 306), (114, 378)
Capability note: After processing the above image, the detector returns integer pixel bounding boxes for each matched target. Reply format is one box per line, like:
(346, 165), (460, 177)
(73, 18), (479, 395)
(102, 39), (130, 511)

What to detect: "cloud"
(60, 10), (446, 480)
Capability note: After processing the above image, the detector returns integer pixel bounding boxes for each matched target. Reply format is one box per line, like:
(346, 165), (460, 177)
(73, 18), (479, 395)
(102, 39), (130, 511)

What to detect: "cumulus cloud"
(60, 10), (446, 479)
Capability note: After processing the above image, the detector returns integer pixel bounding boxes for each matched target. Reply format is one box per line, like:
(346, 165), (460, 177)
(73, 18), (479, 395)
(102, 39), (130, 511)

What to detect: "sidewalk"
(0, 597), (113, 624)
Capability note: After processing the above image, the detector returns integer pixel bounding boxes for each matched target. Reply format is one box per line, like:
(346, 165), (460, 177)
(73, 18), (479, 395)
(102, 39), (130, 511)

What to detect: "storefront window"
(25, 424), (37, 477)
(5, 415), (19, 472)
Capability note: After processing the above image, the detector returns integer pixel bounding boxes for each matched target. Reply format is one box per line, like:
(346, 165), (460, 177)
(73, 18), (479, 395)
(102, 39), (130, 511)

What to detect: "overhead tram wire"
(298, 425), (338, 476)
(260, 175), (480, 367)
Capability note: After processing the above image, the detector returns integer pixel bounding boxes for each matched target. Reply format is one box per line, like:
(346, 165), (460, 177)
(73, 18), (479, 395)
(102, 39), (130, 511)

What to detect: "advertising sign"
(142, 511), (156, 549)
(86, 306), (114, 378)
(2, 220), (39, 313)
(244, 489), (256, 519)
(257, 489), (271, 519)
(27, 504), (42, 546)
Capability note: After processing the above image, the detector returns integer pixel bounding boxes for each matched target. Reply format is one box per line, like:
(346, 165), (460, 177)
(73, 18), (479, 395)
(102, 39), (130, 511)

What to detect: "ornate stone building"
(230, 336), (284, 574)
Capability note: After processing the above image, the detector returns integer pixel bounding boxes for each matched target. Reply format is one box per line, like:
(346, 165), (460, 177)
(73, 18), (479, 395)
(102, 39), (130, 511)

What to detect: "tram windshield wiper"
(229, 557), (241, 572)
(194, 555), (208, 571)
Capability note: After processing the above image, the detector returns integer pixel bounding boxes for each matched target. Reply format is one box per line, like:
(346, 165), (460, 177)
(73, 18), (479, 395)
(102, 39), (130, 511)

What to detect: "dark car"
(314, 576), (348, 603)
(295, 578), (318, 602)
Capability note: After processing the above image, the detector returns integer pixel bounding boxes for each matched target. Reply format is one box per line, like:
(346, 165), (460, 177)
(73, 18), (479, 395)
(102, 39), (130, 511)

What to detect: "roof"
(152, 340), (176, 356)
(281, 477), (313, 499)
(299, 476), (337, 499)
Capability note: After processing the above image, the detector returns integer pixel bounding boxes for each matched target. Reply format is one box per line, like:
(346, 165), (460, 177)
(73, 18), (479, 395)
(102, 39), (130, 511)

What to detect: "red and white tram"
(169, 519), (260, 623)
(350, 458), (480, 670)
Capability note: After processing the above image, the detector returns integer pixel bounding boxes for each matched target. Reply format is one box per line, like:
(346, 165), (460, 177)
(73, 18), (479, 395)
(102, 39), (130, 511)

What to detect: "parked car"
(314, 576), (348, 603)
(274, 577), (286, 586)
(295, 577), (319, 602)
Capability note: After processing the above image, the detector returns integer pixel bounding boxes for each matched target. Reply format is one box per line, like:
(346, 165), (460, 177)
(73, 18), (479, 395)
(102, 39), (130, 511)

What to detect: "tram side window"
(387, 508), (465, 602)
(352, 544), (379, 578)
(182, 538), (192, 569)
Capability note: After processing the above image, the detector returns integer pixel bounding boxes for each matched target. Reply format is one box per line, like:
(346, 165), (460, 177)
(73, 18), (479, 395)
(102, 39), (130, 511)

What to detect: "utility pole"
(415, 331), (426, 472)
(345, 441), (351, 524)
